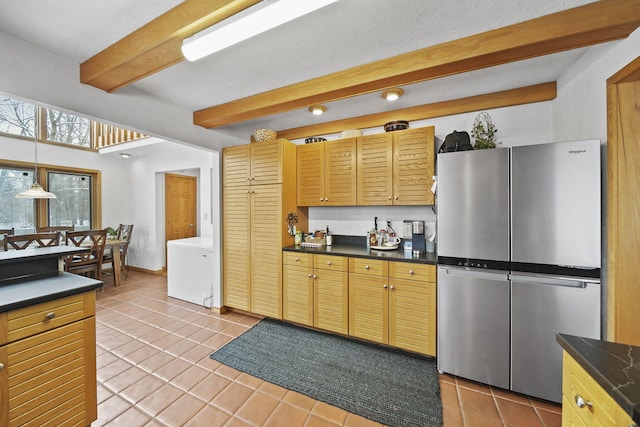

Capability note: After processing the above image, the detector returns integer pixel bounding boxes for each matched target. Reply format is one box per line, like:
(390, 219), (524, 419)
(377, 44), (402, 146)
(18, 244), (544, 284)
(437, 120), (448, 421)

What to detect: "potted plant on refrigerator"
(471, 112), (498, 149)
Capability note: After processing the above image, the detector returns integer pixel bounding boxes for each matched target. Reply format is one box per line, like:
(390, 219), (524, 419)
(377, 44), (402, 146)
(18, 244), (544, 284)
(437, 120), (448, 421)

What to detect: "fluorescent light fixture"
(182, 0), (340, 61)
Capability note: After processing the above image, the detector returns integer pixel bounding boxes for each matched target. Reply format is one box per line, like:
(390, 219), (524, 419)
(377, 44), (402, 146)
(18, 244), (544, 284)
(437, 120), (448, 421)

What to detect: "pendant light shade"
(15, 135), (57, 199)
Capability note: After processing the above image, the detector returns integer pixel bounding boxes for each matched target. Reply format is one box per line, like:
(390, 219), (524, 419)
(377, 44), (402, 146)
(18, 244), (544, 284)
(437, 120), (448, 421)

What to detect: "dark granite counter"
(557, 333), (640, 424)
(283, 236), (437, 265)
(0, 246), (103, 312)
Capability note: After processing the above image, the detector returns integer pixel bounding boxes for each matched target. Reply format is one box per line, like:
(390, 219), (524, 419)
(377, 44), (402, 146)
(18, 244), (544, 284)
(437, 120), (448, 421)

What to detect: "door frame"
(606, 55), (640, 343)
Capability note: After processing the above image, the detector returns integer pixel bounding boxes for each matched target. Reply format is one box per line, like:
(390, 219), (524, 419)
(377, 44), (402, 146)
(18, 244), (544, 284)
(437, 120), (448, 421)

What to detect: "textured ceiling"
(0, 0), (599, 140)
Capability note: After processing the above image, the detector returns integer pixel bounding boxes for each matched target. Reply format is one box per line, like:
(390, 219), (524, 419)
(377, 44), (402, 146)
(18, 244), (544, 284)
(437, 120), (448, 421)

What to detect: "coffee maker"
(411, 220), (426, 255)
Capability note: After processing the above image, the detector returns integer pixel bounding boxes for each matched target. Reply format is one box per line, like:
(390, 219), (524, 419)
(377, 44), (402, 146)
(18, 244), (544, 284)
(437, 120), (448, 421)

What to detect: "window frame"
(0, 159), (102, 230)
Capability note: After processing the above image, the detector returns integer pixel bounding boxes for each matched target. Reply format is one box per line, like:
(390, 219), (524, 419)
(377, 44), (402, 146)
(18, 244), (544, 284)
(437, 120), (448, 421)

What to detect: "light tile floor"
(94, 271), (562, 426)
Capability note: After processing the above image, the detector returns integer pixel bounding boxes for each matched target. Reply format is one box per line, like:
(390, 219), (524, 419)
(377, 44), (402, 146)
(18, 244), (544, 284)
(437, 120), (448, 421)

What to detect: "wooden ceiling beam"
(276, 82), (557, 141)
(194, 0), (640, 128)
(80, 0), (261, 92)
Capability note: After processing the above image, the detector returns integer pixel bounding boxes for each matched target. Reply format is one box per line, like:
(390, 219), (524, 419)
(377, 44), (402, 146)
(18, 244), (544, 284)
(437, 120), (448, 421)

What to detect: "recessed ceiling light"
(382, 88), (404, 101)
(308, 105), (327, 115)
(119, 153), (131, 158)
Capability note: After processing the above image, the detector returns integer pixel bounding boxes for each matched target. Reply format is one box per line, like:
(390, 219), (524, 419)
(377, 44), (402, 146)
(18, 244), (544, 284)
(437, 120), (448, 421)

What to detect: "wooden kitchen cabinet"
(0, 292), (97, 427)
(357, 126), (435, 206)
(283, 252), (349, 334)
(222, 139), (307, 318)
(562, 351), (635, 427)
(296, 138), (357, 206)
(349, 258), (436, 356)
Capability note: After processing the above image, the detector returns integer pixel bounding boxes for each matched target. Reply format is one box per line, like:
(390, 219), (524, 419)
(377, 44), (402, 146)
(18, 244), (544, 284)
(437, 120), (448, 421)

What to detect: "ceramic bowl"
(253, 129), (277, 142)
(384, 120), (409, 132)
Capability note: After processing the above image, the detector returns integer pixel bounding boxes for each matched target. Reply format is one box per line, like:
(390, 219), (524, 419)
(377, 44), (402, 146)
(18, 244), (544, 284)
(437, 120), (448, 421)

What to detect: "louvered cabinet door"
(314, 267), (349, 335)
(250, 184), (283, 318)
(1, 318), (97, 427)
(222, 186), (251, 311)
(283, 263), (314, 327)
(388, 278), (436, 356)
(324, 138), (357, 206)
(222, 145), (251, 187)
(393, 127), (435, 205)
(251, 139), (283, 185)
(357, 133), (393, 205)
(297, 142), (325, 206)
(348, 274), (388, 344)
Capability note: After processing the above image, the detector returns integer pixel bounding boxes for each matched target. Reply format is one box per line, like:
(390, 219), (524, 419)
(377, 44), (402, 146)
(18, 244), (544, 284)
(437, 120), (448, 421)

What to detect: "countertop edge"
(283, 244), (437, 264)
(556, 333), (640, 423)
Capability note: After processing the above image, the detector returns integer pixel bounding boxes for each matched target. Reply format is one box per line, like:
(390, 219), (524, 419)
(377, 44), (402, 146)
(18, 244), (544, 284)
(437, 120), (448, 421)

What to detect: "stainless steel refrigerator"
(436, 140), (602, 403)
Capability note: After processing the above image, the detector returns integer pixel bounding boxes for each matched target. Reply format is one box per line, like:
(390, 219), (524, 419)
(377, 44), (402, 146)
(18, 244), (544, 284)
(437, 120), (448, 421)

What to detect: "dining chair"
(103, 224), (134, 279)
(3, 232), (60, 250)
(36, 225), (75, 244)
(64, 229), (107, 280)
(0, 228), (14, 249)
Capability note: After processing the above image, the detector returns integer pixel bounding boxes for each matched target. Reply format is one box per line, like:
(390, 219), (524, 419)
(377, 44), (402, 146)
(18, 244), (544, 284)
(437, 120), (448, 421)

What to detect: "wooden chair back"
(64, 229), (107, 280)
(117, 224), (134, 242)
(116, 224), (134, 278)
(36, 225), (75, 233)
(0, 228), (15, 236)
(3, 232), (60, 250)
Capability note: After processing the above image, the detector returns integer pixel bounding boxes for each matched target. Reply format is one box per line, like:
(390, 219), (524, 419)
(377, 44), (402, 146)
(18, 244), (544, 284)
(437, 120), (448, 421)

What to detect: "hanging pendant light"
(15, 135), (56, 199)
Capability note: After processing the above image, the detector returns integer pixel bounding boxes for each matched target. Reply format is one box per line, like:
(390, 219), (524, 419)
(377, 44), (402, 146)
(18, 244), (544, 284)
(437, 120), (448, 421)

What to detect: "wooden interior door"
(165, 173), (197, 242)
(607, 56), (640, 345)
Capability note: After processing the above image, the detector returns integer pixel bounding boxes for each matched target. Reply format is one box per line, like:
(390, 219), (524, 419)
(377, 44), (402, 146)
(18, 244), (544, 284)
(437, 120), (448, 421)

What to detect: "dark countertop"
(283, 236), (437, 265)
(0, 245), (87, 262)
(557, 333), (640, 424)
(0, 272), (103, 312)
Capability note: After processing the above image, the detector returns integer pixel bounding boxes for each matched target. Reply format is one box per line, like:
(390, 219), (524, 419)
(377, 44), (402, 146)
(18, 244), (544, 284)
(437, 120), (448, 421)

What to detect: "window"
(47, 172), (92, 230)
(0, 167), (36, 233)
(0, 97), (36, 138)
(0, 163), (100, 232)
(45, 108), (91, 147)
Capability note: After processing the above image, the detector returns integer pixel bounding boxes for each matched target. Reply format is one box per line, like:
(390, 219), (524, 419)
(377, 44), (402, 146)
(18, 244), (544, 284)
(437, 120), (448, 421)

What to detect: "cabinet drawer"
(283, 252), (313, 267)
(314, 254), (347, 272)
(562, 352), (634, 427)
(349, 258), (388, 276)
(3, 292), (95, 344)
(389, 262), (435, 282)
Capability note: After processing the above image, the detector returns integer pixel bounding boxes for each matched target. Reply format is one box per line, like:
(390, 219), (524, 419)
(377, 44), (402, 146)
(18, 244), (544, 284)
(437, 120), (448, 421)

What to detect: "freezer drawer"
(510, 274), (601, 403)
(437, 266), (510, 389)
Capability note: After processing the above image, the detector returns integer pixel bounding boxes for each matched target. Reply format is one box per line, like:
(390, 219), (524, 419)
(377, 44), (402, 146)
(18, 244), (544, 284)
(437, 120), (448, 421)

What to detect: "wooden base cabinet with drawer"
(0, 292), (97, 427)
(562, 351), (636, 427)
(349, 259), (437, 356)
(283, 252), (349, 335)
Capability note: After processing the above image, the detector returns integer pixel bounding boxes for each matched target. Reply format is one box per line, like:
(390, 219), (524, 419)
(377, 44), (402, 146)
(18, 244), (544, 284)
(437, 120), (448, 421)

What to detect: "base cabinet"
(348, 258), (437, 356)
(283, 252), (348, 335)
(562, 351), (635, 427)
(0, 292), (97, 427)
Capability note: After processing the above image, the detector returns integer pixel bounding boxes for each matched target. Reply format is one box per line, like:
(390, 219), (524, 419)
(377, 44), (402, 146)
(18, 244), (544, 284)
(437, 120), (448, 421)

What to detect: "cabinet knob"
(308, 273), (312, 278)
(295, 257), (300, 261)
(409, 269), (414, 275)
(395, 196), (399, 200)
(324, 198), (328, 201)
(327, 261), (332, 265)
(388, 196), (392, 200)
(364, 265), (370, 270)
(250, 176), (255, 180)
(383, 284), (388, 289)
(46, 312), (56, 320)
(390, 285), (395, 290)
(313, 274), (317, 279)
(245, 177), (251, 181)
(0, 363), (4, 370)
(320, 198), (324, 201)
(574, 394), (592, 409)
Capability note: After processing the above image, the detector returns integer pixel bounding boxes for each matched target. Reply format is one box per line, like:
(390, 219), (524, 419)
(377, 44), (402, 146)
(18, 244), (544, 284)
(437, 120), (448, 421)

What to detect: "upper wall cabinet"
(223, 140), (285, 187)
(358, 126), (435, 205)
(297, 138), (357, 206)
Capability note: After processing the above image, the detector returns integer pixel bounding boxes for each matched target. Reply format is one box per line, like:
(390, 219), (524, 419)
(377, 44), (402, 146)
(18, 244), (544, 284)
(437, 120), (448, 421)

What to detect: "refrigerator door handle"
(508, 274), (595, 289)
(442, 267), (508, 281)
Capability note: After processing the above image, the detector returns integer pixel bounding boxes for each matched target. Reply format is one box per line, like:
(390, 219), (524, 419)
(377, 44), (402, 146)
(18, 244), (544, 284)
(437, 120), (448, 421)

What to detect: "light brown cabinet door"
(297, 142), (325, 206)
(251, 184), (283, 318)
(325, 138), (357, 206)
(393, 127), (435, 205)
(349, 273), (388, 344)
(251, 140), (283, 185)
(283, 263), (314, 326)
(315, 267), (349, 335)
(222, 186), (251, 311)
(357, 133), (393, 205)
(388, 278), (436, 355)
(222, 144), (251, 187)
